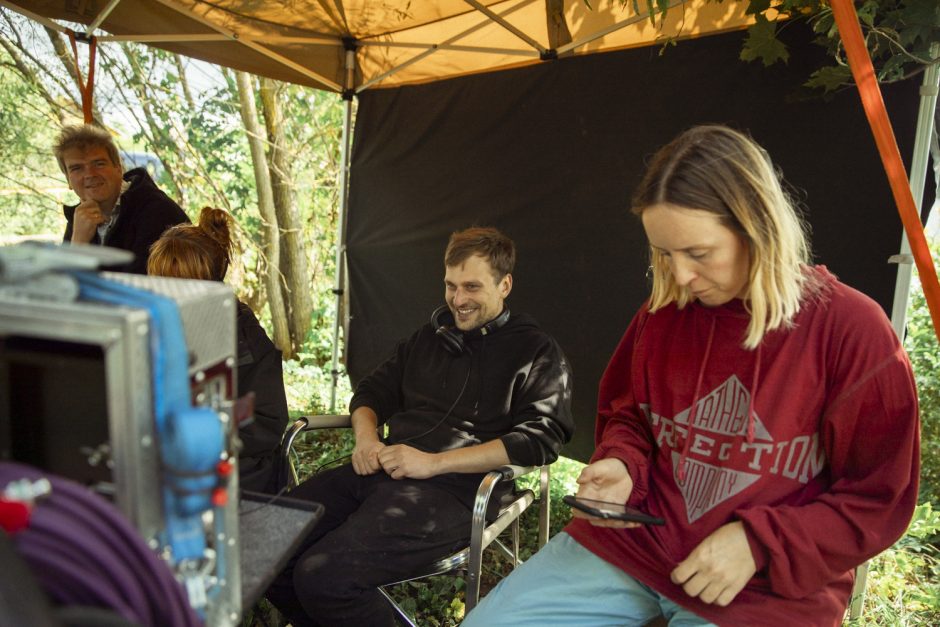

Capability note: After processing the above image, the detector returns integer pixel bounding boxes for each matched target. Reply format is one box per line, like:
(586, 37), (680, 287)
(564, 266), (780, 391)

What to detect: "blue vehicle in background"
(120, 151), (165, 180)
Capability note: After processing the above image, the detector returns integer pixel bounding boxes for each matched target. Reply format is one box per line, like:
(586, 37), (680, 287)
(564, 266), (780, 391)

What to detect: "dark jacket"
(350, 309), (574, 496)
(62, 167), (189, 274)
(236, 301), (290, 493)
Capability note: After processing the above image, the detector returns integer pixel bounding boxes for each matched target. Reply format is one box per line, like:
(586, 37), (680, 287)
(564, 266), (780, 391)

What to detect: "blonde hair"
(148, 207), (234, 281)
(631, 125), (812, 349)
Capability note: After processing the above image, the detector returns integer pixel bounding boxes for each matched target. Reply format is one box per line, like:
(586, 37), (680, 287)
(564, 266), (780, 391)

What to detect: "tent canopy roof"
(12, 0), (758, 92)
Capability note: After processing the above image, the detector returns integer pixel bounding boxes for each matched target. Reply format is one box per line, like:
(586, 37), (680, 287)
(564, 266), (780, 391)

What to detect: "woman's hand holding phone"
(564, 495), (664, 525)
(571, 458), (642, 528)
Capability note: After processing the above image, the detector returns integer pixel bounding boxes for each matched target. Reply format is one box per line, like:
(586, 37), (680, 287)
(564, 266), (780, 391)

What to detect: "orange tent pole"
(67, 30), (97, 124)
(829, 0), (940, 341)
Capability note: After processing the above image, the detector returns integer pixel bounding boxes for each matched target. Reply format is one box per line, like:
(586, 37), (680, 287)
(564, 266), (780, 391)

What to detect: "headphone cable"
(395, 359), (473, 447)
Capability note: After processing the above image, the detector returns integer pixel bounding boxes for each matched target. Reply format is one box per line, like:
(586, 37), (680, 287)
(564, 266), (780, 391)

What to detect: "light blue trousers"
(462, 532), (717, 627)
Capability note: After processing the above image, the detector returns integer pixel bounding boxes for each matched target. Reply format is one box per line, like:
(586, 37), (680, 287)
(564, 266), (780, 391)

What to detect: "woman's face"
(642, 203), (750, 307)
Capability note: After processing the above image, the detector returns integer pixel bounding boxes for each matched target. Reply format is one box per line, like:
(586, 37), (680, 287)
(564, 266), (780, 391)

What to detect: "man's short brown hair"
(53, 124), (123, 174)
(444, 226), (515, 282)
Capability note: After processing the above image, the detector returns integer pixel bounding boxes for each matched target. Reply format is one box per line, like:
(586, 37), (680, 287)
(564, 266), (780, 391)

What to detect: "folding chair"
(279, 415), (552, 623)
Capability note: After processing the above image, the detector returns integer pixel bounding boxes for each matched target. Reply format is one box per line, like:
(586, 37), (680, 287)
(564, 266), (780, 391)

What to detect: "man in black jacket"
(55, 124), (189, 274)
(267, 226), (575, 626)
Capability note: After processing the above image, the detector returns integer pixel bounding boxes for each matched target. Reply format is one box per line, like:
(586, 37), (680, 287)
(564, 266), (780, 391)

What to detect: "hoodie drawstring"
(678, 316), (716, 482)
(746, 345), (762, 443)
(677, 315), (763, 482)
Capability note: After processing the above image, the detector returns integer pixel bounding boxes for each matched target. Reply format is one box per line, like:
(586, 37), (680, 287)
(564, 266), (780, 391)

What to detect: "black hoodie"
(350, 310), (574, 497)
(62, 167), (189, 274)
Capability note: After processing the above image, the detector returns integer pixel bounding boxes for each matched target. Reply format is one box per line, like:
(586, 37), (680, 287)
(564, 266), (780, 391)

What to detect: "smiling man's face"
(444, 254), (512, 332)
(62, 145), (124, 214)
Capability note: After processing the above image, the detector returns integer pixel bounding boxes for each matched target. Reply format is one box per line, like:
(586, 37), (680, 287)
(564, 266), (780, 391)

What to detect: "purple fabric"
(0, 462), (202, 627)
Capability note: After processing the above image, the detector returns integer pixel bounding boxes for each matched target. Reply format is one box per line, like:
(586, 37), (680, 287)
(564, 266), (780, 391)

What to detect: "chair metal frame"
(280, 415), (552, 624)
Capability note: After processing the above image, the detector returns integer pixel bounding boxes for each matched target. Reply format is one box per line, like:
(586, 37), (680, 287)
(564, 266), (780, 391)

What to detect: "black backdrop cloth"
(345, 26), (929, 463)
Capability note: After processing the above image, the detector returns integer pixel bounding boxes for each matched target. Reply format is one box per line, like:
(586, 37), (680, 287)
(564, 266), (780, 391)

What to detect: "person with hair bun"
(149, 207), (289, 493)
(464, 125), (920, 626)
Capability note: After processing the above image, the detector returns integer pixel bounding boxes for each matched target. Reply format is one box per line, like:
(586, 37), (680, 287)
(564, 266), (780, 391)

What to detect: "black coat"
(236, 301), (289, 493)
(350, 310), (575, 498)
(62, 167), (189, 274)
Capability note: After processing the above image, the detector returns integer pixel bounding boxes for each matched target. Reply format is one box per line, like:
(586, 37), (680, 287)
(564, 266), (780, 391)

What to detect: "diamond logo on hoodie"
(673, 452), (761, 522)
(672, 374), (771, 439)
(671, 375), (770, 523)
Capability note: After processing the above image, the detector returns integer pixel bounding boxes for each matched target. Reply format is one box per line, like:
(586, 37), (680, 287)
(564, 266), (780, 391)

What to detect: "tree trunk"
(235, 70), (292, 355)
(174, 53), (196, 109)
(260, 77), (313, 356)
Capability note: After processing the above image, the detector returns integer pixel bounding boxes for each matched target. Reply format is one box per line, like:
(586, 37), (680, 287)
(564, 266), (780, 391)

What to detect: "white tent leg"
(330, 46), (357, 412)
(887, 42), (940, 341)
(850, 41), (939, 622)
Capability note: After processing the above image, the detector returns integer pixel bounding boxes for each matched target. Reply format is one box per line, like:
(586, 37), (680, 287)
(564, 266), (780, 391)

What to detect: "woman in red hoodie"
(463, 125), (920, 626)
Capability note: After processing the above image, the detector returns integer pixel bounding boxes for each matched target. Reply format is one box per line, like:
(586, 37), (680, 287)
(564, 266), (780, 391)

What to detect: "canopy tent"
(5, 0), (937, 464)
(10, 0), (762, 92)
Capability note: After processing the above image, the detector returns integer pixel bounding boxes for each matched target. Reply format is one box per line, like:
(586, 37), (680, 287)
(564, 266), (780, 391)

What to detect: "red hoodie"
(566, 266), (920, 626)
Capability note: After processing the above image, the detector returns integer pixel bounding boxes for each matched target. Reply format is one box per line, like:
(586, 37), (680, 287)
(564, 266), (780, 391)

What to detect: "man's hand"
(351, 439), (385, 475)
(573, 458), (638, 529)
(70, 199), (108, 244)
(378, 444), (439, 480)
(671, 521), (757, 606)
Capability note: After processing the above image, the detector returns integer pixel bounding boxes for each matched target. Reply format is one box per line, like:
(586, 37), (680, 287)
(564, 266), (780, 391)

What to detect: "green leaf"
(898, 0), (940, 29)
(857, 0), (880, 28)
(811, 12), (834, 35)
(878, 53), (908, 82)
(740, 15), (789, 67)
(894, 0), (940, 48)
(803, 65), (853, 92)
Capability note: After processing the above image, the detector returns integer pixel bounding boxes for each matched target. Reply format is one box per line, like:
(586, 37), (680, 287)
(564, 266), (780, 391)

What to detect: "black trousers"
(265, 464), (475, 627)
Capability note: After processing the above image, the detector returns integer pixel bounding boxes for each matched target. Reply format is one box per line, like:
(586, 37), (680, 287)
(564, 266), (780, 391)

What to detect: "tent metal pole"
(86, 0), (123, 37)
(150, 0), (342, 91)
(850, 41), (939, 622)
(556, 0), (684, 56)
(887, 42), (940, 341)
(463, 0), (547, 54)
(330, 45), (357, 412)
(100, 33), (338, 45)
(358, 39), (536, 57)
(356, 0), (532, 92)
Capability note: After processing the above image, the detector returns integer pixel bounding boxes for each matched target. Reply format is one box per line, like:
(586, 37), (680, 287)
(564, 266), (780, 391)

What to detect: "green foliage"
(903, 253), (940, 507)
(610, 0), (939, 93)
(803, 64), (854, 92)
(0, 47), (68, 237)
(738, 0), (940, 92)
(740, 13), (790, 66)
(847, 504), (940, 625)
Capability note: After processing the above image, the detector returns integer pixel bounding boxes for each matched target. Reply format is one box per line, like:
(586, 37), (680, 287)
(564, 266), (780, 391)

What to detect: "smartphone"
(563, 495), (665, 525)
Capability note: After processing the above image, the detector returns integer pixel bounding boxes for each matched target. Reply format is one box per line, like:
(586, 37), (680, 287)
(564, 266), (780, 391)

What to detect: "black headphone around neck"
(431, 305), (511, 356)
